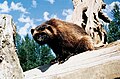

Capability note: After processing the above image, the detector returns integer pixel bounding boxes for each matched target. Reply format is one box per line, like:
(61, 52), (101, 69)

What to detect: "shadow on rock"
(37, 63), (52, 72)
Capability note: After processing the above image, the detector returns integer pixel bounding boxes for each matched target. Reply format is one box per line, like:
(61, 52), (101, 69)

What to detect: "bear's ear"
(31, 29), (34, 35)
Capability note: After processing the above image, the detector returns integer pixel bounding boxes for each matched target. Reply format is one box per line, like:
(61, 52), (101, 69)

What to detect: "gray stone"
(24, 40), (120, 79)
(0, 14), (24, 79)
(70, 0), (111, 47)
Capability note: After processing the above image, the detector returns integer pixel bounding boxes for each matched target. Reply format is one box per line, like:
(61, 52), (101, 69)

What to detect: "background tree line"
(15, 4), (120, 72)
(15, 33), (55, 71)
(107, 4), (120, 43)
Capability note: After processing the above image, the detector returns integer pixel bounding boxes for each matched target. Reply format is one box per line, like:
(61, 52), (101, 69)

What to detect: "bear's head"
(31, 21), (57, 45)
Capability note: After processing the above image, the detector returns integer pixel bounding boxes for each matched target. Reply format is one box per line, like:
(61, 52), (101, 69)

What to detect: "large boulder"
(24, 40), (120, 79)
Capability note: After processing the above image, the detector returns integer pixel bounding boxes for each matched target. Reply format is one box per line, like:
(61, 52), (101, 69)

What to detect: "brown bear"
(31, 18), (94, 64)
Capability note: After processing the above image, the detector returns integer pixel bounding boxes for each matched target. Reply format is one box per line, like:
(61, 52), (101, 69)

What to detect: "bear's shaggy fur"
(31, 19), (94, 64)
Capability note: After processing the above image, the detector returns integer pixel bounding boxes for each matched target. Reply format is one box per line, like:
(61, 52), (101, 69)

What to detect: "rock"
(70, 0), (111, 47)
(0, 14), (24, 79)
(24, 40), (120, 79)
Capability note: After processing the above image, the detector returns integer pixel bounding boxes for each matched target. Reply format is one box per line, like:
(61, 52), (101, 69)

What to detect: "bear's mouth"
(36, 34), (43, 41)
(34, 32), (49, 45)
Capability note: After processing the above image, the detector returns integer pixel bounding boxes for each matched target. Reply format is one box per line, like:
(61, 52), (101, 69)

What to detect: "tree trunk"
(0, 14), (24, 79)
(70, 0), (111, 47)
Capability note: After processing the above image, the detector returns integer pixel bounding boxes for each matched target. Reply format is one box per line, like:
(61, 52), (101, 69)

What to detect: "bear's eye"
(47, 26), (54, 33)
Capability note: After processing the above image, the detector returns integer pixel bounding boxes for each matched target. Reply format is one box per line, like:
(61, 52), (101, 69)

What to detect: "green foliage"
(15, 33), (55, 71)
(107, 4), (120, 43)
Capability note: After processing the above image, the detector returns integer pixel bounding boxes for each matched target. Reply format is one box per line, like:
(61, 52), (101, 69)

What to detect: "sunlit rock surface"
(0, 14), (23, 79)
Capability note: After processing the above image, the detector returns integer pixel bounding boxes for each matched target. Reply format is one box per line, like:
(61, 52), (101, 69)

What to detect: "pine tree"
(15, 34), (55, 71)
(107, 4), (120, 43)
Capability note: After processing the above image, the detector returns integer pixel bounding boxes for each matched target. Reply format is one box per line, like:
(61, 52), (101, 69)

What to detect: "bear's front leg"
(50, 58), (58, 65)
